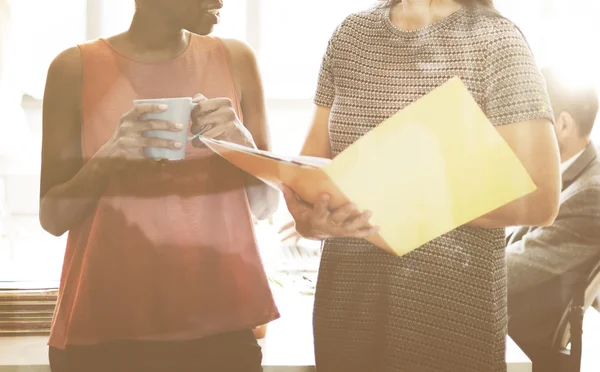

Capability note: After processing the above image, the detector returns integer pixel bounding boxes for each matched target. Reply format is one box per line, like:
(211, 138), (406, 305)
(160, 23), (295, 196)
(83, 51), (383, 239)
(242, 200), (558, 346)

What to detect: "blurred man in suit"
(507, 67), (600, 371)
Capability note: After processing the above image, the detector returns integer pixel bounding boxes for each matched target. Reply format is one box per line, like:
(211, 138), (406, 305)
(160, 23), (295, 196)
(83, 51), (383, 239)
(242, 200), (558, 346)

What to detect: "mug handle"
(188, 131), (204, 142)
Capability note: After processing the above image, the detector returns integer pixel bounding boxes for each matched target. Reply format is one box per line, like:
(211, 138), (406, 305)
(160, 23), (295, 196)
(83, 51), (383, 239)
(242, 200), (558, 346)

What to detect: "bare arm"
(222, 38), (279, 220)
(281, 105), (376, 240)
(279, 21), (376, 240)
(295, 105), (333, 240)
(40, 47), (179, 236)
(301, 106), (332, 159)
(39, 47), (110, 237)
(467, 118), (561, 229)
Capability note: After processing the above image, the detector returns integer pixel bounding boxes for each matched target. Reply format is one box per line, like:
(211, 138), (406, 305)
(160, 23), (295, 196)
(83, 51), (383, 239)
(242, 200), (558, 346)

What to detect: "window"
(498, 0), (600, 141)
(97, 0), (247, 40)
(257, 0), (374, 99)
(1, 0), (600, 283)
(5, 0), (86, 99)
(0, 0), (86, 283)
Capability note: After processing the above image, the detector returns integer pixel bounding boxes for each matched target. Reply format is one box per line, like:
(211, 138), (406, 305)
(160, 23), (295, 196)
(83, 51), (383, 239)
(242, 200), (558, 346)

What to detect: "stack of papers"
(0, 285), (57, 336)
(202, 77), (536, 256)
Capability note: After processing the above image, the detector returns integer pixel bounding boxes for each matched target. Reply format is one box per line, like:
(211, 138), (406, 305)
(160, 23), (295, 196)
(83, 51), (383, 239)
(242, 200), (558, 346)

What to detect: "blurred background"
(0, 0), (599, 368)
(0, 0), (598, 293)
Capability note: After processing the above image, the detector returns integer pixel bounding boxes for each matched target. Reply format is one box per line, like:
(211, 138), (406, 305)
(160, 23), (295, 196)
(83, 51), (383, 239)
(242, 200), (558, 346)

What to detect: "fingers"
(278, 220), (301, 242)
(141, 137), (182, 150)
(280, 229), (301, 243)
(127, 103), (168, 120)
(344, 210), (373, 232)
(278, 220), (296, 234)
(137, 119), (183, 132)
(192, 93), (208, 103)
(343, 210), (379, 238)
(312, 194), (331, 221)
(352, 226), (381, 239)
(191, 105), (237, 135)
(329, 203), (357, 225)
(281, 189), (378, 241)
(111, 135), (179, 159)
(193, 97), (233, 115)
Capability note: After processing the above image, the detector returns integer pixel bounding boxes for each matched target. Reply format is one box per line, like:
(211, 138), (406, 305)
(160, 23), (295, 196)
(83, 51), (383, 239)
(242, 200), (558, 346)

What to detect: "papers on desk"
(202, 77), (536, 256)
(0, 287), (57, 336)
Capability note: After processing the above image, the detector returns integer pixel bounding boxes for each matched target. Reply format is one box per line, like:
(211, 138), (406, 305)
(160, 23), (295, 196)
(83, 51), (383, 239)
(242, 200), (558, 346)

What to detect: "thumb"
(192, 93), (208, 103)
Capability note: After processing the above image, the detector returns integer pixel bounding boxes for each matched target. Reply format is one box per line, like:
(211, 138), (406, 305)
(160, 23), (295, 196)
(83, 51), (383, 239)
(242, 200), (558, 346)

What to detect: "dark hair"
(542, 68), (599, 137)
(379, 0), (494, 8)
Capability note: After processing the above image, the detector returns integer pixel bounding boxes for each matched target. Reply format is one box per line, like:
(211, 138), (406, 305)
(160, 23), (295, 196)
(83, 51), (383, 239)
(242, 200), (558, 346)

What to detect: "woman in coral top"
(39, 0), (280, 371)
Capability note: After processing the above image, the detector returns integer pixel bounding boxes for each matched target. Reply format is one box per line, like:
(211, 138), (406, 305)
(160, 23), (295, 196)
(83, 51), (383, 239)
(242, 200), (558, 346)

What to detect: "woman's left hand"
(190, 94), (256, 148)
(282, 185), (379, 240)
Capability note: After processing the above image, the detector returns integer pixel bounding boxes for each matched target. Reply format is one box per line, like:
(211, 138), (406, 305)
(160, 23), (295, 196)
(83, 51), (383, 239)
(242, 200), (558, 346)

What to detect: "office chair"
(551, 256), (600, 372)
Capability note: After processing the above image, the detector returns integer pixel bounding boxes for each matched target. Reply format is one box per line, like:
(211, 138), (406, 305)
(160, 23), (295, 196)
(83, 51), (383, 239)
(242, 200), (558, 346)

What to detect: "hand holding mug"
(282, 185), (380, 240)
(95, 103), (182, 163)
(190, 94), (255, 148)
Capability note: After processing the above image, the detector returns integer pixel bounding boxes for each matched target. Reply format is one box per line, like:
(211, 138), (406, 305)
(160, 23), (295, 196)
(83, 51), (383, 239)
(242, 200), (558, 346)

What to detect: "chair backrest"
(551, 254), (600, 372)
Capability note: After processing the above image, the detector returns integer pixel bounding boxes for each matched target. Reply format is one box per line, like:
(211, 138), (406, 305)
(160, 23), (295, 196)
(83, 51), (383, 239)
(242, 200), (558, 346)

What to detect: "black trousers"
(49, 330), (263, 372)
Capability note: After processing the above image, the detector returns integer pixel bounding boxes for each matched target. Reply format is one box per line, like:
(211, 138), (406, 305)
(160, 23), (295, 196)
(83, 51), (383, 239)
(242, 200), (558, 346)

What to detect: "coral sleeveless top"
(48, 34), (279, 349)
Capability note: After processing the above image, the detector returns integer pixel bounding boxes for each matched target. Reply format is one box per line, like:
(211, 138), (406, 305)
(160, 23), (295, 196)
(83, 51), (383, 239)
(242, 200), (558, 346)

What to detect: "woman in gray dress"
(282, 0), (561, 371)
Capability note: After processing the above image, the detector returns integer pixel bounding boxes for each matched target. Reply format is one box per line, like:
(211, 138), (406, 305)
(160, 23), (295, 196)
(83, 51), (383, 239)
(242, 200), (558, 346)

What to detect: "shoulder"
(219, 38), (259, 75)
(344, 7), (385, 26)
(42, 47), (83, 145)
(466, 7), (517, 32)
(467, 9), (530, 52)
(321, 6), (385, 58)
(54, 38), (113, 70)
(45, 46), (83, 102)
(48, 46), (82, 78)
(332, 7), (385, 38)
(575, 145), (600, 187)
(563, 161), (600, 207)
(578, 159), (600, 190)
(221, 38), (256, 60)
(218, 38), (261, 101)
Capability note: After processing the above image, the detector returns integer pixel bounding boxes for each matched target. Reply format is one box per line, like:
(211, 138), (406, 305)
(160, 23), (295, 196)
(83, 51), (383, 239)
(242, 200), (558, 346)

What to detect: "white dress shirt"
(560, 147), (586, 174)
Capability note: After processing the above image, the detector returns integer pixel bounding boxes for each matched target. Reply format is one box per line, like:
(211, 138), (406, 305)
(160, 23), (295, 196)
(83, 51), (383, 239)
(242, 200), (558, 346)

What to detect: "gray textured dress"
(312, 6), (553, 372)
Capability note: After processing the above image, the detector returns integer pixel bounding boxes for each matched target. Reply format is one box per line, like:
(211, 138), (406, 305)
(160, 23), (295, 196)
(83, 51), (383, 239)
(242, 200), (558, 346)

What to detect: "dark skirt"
(49, 330), (262, 372)
(313, 228), (508, 372)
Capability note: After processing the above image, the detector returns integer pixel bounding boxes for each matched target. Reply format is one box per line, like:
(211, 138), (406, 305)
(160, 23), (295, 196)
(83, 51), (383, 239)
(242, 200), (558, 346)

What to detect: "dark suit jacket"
(507, 142), (600, 346)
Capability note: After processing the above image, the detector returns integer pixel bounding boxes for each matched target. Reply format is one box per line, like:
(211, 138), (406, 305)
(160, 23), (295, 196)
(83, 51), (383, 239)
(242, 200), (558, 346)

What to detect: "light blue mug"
(133, 97), (203, 160)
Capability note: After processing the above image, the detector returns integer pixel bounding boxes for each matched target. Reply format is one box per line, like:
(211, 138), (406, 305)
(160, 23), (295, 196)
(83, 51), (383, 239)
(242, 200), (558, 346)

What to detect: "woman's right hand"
(94, 103), (183, 163)
(282, 185), (380, 240)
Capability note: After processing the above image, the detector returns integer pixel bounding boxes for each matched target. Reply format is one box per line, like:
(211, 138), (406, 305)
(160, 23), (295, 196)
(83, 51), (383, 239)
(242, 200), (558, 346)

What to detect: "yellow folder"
(201, 77), (536, 255)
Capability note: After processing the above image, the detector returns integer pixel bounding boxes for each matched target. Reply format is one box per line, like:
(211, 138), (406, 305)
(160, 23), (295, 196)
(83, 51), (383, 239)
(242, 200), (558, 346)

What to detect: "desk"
(0, 293), (531, 372)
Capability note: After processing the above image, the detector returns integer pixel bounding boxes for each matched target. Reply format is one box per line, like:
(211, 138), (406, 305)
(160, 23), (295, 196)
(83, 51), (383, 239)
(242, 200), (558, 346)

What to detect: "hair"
(542, 68), (599, 137)
(378, 0), (494, 8)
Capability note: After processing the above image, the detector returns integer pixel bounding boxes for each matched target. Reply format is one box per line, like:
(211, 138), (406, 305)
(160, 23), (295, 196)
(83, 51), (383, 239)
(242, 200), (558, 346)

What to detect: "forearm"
(466, 187), (558, 229)
(39, 157), (112, 236)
